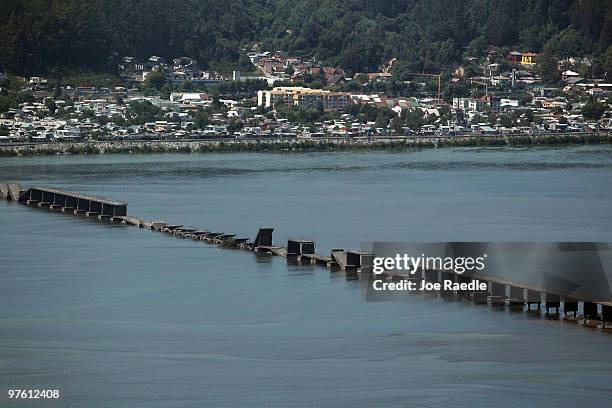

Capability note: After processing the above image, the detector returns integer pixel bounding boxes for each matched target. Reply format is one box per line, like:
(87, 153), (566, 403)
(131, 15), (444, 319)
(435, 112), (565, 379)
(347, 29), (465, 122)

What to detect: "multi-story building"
(257, 87), (350, 111)
(453, 97), (486, 113)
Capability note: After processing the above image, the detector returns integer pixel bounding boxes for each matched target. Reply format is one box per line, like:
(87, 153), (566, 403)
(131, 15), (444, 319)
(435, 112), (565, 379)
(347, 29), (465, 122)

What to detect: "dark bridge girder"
(18, 187), (127, 217)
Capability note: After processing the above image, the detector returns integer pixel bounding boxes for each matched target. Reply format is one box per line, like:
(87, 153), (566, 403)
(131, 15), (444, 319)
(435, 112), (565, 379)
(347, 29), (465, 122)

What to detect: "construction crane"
(405, 72), (443, 102)
(470, 79), (489, 97)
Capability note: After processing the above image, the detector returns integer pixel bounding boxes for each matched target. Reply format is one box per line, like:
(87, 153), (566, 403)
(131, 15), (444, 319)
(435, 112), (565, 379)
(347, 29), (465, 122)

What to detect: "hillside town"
(0, 49), (610, 143)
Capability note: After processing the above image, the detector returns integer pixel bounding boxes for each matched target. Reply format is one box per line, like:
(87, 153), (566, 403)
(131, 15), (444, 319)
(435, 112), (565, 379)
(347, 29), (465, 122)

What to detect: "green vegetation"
(0, 76), (33, 113)
(535, 51), (561, 84)
(0, 0), (262, 76)
(582, 99), (607, 120)
(124, 100), (162, 125)
(275, 0), (609, 77)
(144, 70), (166, 91)
(0, 1), (610, 78)
(275, 105), (336, 125)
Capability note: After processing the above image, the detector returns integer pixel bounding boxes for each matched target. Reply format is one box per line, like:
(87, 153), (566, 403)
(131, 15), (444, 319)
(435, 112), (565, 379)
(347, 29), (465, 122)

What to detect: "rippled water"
(1, 145), (612, 407)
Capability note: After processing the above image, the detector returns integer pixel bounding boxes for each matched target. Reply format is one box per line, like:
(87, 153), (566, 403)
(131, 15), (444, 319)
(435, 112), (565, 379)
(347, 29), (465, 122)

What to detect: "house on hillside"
(521, 52), (537, 66)
(507, 51), (522, 64)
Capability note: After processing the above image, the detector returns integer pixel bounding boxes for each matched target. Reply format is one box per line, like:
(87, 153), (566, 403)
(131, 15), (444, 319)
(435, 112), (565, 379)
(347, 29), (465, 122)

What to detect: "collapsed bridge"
(2, 183), (128, 218)
(2, 182), (612, 331)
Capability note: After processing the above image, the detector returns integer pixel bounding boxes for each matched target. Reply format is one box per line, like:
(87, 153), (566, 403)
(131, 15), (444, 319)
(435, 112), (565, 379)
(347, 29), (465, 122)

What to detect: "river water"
(1, 145), (612, 407)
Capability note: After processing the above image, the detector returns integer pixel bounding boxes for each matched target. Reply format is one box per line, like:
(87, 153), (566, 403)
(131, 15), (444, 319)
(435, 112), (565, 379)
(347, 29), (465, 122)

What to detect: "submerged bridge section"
(18, 187), (127, 218)
(3, 182), (612, 331)
(0, 182), (23, 201)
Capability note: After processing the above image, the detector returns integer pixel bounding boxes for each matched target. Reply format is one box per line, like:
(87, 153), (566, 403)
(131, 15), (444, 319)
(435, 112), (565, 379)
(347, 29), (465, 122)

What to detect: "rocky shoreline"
(0, 133), (610, 157)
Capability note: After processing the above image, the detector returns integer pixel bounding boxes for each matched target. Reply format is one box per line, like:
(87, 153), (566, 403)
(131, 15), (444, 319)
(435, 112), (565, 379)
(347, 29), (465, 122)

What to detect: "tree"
(111, 114), (126, 126)
(0, 0), (610, 79)
(81, 108), (94, 119)
(403, 109), (425, 132)
(126, 100), (161, 125)
(145, 70), (166, 91)
(194, 109), (210, 129)
(227, 118), (244, 134)
(466, 35), (487, 57)
(45, 98), (56, 115)
(391, 116), (403, 134)
(498, 114), (515, 128)
(519, 93), (533, 106)
(374, 110), (390, 129)
(582, 99), (607, 120)
(160, 83), (173, 100)
(535, 52), (560, 84)
(97, 115), (110, 125)
(212, 94), (223, 111)
(180, 80), (193, 91)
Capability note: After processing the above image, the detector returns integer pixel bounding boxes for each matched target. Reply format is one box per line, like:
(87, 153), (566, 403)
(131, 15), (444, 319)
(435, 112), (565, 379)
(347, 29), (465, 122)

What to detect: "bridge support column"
(507, 286), (525, 311)
(545, 294), (560, 314)
(488, 282), (506, 306)
(563, 298), (578, 319)
(583, 302), (599, 326)
(526, 289), (541, 310)
(602, 305), (612, 329)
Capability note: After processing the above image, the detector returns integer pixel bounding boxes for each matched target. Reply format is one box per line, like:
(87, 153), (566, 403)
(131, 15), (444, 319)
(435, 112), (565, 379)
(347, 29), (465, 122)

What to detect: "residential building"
(453, 97), (486, 113)
(521, 52), (537, 65)
(257, 87), (350, 111)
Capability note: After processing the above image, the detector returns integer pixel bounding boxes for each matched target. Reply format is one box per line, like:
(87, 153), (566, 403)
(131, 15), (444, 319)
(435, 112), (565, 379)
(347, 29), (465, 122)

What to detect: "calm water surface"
(1, 146), (612, 407)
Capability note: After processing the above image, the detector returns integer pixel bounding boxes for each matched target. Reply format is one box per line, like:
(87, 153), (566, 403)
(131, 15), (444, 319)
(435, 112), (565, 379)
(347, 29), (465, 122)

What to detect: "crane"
(470, 79), (489, 97)
(405, 72), (443, 102)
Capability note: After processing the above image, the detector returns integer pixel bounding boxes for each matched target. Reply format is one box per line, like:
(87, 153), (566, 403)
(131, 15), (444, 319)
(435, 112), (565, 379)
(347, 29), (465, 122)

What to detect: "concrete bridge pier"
(99, 202), (116, 219)
(469, 278), (489, 304)
(75, 198), (89, 214)
(21, 187), (41, 206)
(344, 250), (373, 273)
(86, 200), (102, 217)
(63, 195), (78, 212)
(49, 193), (64, 210)
(506, 286), (525, 311)
(488, 282), (506, 306)
(545, 293), (561, 314)
(563, 298), (579, 319)
(456, 274), (471, 299)
(288, 239), (315, 261)
(38, 190), (54, 208)
(602, 305), (612, 329)
(526, 289), (541, 310)
(583, 302), (599, 327)
(440, 271), (457, 300)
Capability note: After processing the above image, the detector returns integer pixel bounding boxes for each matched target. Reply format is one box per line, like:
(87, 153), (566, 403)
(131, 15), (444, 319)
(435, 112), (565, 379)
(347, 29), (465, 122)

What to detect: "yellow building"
(257, 87), (350, 111)
(521, 52), (537, 65)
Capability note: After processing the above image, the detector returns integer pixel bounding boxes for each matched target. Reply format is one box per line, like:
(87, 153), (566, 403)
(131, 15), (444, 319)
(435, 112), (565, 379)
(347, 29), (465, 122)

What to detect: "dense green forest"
(0, 0), (610, 77)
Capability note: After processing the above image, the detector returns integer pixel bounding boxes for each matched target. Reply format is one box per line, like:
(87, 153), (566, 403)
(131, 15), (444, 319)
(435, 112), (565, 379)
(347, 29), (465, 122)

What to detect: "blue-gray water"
(1, 146), (612, 407)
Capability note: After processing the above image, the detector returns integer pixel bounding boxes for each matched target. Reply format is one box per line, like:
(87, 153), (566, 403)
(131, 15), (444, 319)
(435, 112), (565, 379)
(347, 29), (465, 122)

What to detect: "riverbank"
(1, 132), (610, 156)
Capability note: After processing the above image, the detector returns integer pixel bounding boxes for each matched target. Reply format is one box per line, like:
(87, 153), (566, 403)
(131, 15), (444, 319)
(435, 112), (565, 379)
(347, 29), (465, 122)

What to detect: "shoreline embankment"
(0, 133), (610, 157)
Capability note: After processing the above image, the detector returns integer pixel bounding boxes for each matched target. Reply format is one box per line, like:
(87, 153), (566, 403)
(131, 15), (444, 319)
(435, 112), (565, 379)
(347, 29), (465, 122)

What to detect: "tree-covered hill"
(0, 0), (266, 76)
(0, 0), (610, 77)
(262, 0), (611, 75)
